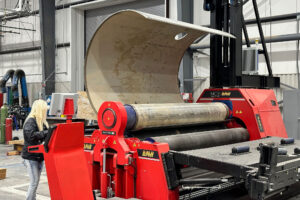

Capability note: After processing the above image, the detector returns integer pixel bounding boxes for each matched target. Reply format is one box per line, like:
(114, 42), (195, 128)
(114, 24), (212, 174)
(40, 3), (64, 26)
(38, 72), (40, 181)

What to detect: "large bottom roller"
(150, 128), (249, 151)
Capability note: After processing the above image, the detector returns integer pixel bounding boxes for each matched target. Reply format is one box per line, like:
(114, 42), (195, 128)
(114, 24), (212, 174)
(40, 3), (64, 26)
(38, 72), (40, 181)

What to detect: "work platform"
(164, 137), (300, 200)
(175, 137), (299, 169)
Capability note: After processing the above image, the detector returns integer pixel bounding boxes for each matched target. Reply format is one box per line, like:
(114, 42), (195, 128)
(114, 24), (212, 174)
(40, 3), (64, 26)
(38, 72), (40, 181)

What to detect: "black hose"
(0, 69), (14, 93)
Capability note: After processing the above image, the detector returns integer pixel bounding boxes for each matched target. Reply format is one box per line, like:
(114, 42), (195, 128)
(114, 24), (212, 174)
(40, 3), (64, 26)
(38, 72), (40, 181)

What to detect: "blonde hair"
(25, 99), (49, 131)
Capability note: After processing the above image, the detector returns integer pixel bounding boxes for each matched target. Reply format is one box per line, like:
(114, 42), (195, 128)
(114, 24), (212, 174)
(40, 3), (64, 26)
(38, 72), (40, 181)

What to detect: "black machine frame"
(162, 138), (300, 200)
(205, 0), (280, 88)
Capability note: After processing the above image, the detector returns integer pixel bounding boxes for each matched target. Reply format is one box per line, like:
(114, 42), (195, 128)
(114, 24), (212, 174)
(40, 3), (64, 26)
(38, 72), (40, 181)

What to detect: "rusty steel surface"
(129, 102), (229, 130)
(151, 128), (249, 151)
(84, 10), (234, 113)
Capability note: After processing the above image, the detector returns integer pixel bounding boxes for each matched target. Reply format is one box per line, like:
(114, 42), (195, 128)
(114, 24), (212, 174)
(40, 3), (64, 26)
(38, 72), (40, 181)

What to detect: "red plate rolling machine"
(29, 88), (300, 200)
(83, 88), (289, 199)
(28, 10), (300, 200)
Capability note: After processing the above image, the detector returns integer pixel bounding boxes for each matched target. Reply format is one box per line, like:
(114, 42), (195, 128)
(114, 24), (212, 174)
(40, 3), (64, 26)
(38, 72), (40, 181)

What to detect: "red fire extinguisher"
(5, 118), (12, 143)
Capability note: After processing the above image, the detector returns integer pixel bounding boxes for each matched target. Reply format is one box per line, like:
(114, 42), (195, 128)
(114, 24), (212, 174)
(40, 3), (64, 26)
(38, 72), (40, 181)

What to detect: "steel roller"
(125, 103), (229, 130)
(150, 128), (249, 151)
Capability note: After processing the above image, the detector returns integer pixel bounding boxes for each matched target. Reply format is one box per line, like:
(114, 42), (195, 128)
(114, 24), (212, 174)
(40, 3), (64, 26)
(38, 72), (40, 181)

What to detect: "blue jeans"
(24, 159), (44, 200)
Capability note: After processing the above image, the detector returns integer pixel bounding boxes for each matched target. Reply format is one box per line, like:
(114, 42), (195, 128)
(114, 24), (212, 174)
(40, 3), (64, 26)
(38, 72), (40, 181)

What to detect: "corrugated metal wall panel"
(278, 74), (298, 89)
(84, 0), (165, 51)
(192, 70), (299, 104)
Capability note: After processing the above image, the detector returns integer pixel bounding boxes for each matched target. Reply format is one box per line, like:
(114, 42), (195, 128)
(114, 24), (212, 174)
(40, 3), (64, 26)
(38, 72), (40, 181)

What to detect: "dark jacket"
(21, 118), (48, 162)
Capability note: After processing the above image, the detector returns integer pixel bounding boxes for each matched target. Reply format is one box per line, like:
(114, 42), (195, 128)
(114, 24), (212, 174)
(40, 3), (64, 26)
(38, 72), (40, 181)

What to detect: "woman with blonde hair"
(22, 99), (49, 200)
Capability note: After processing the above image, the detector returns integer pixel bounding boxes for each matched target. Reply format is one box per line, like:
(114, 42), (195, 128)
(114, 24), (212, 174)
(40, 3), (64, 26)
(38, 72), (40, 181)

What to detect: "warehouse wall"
(0, 0), (166, 105)
(0, 0), (299, 105)
(0, 0), (76, 105)
(193, 0), (300, 102)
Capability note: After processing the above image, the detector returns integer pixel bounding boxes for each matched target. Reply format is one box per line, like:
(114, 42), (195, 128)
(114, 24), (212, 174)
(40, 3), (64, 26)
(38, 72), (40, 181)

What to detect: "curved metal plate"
(85, 10), (234, 114)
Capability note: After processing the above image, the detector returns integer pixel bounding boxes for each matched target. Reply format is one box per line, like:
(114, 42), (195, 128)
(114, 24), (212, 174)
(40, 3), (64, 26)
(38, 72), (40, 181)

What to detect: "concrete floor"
(1, 130), (299, 200)
(0, 130), (50, 200)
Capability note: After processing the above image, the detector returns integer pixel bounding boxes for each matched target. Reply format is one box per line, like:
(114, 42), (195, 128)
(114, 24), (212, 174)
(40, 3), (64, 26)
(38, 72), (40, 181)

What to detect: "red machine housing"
(84, 88), (287, 199)
(29, 89), (287, 200)
(29, 123), (94, 200)
(84, 102), (178, 199)
(197, 88), (287, 140)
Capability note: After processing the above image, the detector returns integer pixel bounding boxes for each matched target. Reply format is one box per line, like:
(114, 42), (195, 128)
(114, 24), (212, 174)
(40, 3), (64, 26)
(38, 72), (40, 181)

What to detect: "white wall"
(193, 0), (300, 102)
(0, 0), (77, 104)
(0, 0), (298, 104)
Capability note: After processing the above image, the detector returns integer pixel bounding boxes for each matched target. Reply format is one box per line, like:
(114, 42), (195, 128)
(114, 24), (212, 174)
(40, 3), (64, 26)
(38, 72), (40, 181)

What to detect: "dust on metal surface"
(85, 10), (234, 115)
(130, 103), (229, 130)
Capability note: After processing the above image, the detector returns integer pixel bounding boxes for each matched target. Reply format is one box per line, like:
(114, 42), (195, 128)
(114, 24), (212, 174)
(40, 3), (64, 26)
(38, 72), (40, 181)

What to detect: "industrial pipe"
(125, 103), (229, 130)
(0, 43), (70, 55)
(0, 69), (14, 93)
(245, 12), (300, 25)
(190, 34), (300, 50)
(12, 69), (29, 107)
(149, 128), (249, 151)
(0, 0), (99, 21)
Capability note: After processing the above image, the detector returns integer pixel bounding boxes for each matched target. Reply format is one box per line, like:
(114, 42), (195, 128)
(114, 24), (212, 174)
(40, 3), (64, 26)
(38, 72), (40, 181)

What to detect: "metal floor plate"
(177, 137), (300, 167)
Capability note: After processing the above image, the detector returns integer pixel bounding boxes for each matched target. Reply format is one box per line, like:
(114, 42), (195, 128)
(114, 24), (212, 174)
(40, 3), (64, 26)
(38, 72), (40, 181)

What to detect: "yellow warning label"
(235, 110), (243, 114)
(84, 143), (95, 150)
(142, 150), (154, 158)
(113, 140), (116, 145)
(137, 149), (159, 159)
(221, 92), (231, 96)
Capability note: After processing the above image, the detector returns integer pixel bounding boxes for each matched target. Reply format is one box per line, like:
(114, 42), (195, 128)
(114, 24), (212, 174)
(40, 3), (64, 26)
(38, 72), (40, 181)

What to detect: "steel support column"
(178, 0), (193, 93)
(229, 0), (243, 86)
(252, 0), (273, 76)
(209, 0), (223, 87)
(39, 0), (56, 96)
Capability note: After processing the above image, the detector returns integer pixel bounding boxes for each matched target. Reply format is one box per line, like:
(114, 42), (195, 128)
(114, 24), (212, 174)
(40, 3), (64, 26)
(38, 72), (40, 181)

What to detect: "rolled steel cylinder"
(125, 103), (229, 130)
(150, 128), (249, 151)
(84, 10), (233, 116)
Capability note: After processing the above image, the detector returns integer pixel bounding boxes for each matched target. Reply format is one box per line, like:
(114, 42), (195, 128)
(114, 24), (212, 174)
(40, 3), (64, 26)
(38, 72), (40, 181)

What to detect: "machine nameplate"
(202, 90), (243, 98)
(102, 131), (116, 135)
(255, 114), (264, 132)
(84, 143), (95, 150)
(137, 149), (159, 160)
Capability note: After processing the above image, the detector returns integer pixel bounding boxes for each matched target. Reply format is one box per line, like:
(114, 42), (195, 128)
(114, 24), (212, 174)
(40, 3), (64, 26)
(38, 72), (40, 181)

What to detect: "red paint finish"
(102, 109), (116, 128)
(84, 94), (287, 199)
(84, 102), (178, 199)
(27, 88), (288, 200)
(28, 122), (94, 200)
(63, 98), (74, 123)
(63, 98), (74, 115)
(197, 88), (287, 140)
(101, 172), (108, 198)
(0, 93), (3, 108)
(5, 118), (12, 143)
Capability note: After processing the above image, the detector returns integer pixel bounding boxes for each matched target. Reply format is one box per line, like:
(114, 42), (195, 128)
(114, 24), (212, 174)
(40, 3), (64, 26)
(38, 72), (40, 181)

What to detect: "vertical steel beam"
(210, 0), (224, 87)
(39, 0), (55, 96)
(252, 0), (273, 76)
(178, 0), (193, 93)
(223, 0), (229, 67)
(229, 0), (243, 86)
(242, 15), (251, 48)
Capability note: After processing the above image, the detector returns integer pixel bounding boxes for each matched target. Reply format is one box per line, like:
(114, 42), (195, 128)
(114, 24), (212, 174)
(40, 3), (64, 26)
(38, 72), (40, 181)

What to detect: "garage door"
(84, 0), (165, 50)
